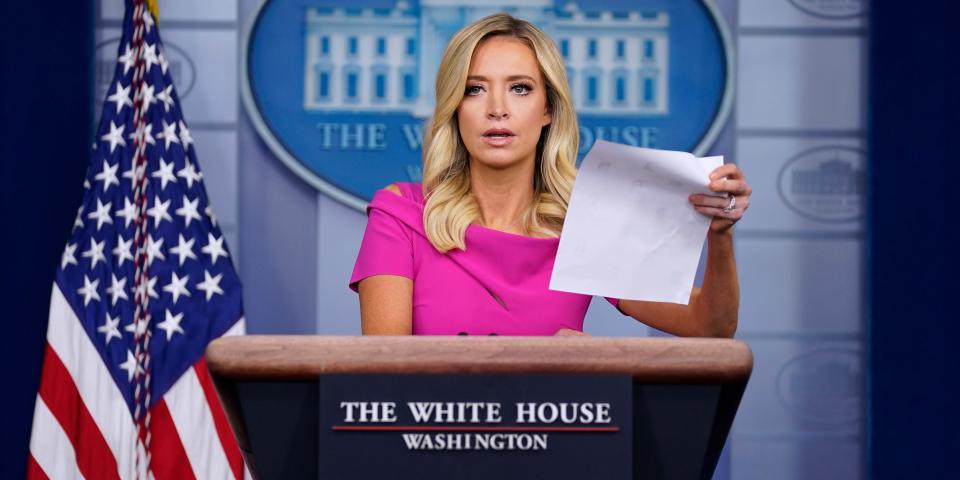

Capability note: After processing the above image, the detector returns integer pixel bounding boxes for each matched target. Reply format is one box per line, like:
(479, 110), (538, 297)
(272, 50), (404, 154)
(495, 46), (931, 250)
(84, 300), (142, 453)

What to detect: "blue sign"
(242, 0), (734, 210)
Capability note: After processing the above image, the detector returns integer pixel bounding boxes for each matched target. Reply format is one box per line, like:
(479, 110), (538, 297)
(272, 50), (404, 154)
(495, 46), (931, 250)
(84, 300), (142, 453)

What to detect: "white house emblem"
(242, 0), (734, 210)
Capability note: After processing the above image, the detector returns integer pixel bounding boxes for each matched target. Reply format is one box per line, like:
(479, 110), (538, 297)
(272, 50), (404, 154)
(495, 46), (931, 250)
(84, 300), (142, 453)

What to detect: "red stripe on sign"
(195, 357), (246, 480)
(37, 344), (121, 480)
(25, 454), (49, 480)
(148, 399), (197, 480)
(331, 425), (621, 432)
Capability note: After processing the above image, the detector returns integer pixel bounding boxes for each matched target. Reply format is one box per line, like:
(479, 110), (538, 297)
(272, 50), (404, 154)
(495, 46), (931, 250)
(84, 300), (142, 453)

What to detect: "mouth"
(481, 128), (516, 146)
(482, 128), (516, 138)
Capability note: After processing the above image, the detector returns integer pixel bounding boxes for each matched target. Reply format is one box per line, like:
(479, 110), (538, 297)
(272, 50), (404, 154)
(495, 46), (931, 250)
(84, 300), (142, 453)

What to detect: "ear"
(542, 104), (553, 127)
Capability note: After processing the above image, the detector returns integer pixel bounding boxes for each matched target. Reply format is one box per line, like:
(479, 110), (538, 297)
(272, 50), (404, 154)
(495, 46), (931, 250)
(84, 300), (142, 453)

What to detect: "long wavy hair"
(421, 13), (578, 252)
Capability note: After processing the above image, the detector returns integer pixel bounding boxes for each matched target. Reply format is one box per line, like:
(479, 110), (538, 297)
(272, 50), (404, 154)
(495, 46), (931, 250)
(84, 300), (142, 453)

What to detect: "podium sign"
(318, 374), (632, 479)
(205, 336), (753, 480)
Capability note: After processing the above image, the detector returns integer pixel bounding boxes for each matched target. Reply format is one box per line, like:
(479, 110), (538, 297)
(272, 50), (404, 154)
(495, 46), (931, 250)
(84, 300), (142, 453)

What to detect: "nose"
(487, 90), (509, 120)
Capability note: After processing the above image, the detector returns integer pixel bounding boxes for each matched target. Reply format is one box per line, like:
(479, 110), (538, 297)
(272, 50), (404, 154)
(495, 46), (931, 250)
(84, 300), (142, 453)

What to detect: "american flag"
(27, 1), (248, 478)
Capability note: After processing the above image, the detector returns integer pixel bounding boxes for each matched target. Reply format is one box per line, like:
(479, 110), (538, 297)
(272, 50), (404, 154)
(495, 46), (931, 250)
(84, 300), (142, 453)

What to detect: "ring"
(722, 195), (736, 213)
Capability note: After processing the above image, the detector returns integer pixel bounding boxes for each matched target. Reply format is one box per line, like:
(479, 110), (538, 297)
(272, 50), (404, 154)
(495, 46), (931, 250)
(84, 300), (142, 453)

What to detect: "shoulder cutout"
(382, 183), (402, 197)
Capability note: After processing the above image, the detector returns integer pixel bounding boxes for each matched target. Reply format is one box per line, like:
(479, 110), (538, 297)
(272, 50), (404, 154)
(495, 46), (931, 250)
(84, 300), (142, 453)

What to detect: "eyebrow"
(467, 75), (538, 84)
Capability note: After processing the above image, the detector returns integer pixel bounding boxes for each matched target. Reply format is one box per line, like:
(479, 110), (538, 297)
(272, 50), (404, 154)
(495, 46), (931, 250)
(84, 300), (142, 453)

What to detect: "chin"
(472, 151), (527, 170)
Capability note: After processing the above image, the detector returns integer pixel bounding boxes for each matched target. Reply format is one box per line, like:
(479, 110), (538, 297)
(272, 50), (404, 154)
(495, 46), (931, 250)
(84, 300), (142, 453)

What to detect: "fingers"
(689, 193), (750, 218)
(693, 204), (746, 221)
(708, 178), (752, 195)
(709, 164), (751, 195)
(709, 163), (743, 180)
(689, 194), (730, 209)
(690, 193), (750, 209)
(699, 164), (751, 230)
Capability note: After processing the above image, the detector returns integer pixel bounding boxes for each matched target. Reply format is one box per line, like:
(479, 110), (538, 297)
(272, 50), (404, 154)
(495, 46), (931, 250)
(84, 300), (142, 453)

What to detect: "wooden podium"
(206, 336), (753, 480)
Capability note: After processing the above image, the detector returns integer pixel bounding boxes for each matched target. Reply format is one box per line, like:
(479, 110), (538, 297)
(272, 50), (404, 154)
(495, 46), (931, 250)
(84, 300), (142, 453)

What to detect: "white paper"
(549, 140), (724, 304)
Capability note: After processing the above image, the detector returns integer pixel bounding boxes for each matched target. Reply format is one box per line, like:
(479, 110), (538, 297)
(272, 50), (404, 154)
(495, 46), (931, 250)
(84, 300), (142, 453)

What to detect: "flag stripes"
(37, 345), (121, 480)
(145, 399), (196, 480)
(43, 284), (137, 478)
(32, 284), (247, 478)
(194, 358), (246, 480)
(29, 399), (84, 479)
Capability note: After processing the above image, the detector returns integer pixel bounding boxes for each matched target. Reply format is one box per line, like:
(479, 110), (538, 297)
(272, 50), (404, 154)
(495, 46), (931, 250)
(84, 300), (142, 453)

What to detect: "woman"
(349, 14), (751, 337)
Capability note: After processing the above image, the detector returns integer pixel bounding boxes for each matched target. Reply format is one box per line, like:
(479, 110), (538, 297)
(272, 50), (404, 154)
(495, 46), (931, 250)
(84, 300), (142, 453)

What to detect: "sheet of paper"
(549, 140), (724, 304)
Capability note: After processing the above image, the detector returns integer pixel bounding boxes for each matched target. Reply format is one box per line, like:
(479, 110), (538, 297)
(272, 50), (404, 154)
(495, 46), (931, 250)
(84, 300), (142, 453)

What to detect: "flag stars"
(87, 199), (114, 231)
(146, 234), (166, 267)
(197, 270), (224, 301)
(135, 276), (159, 301)
(97, 313), (122, 345)
(178, 121), (193, 151)
(106, 82), (132, 115)
(139, 83), (156, 114)
(157, 85), (175, 112)
(205, 206), (218, 227)
(113, 234), (134, 266)
(73, 206), (84, 231)
(106, 274), (129, 306)
(158, 120), (180, 150)
(101, 121), (126, 153)
(158, 49), (170, 75)
(124, 316), (149, 338)
(61, 243), (78, 270)
(177, 161), (202, 189)
(163, 272), (191, 304)
(118, 43), (135, 75)
(170, 234), (197, 266)
(122, 162), (145, 185)
(77, 275), (101, 306)
(129, 122), (156, 147)
(176, 195), (202, 227)
(142, 10), (155, 33)
(157, 309), (185, 341)
(82, 238), (107, 269)
(119, 350), (144, 382)
(94, 160), (120, 191)
(152, 158), (177, 190)
(147, 195), (172, 228)
(142, 42), (160, 72)
(115, 197), (137, 229)
(202, 233), (229, 264)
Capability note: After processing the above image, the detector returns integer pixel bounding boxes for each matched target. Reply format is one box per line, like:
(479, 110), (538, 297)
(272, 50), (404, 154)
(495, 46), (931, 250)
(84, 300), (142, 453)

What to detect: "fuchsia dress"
(349, 182), (623, 335)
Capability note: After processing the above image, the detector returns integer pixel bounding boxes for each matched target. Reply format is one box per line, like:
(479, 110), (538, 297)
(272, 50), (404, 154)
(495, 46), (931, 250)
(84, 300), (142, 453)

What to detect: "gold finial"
(147, 0), (159, 24)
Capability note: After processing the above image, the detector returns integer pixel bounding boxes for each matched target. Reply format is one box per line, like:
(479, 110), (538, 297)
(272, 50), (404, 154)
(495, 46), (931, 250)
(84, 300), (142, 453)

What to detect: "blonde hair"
(421, 13), (578, 252)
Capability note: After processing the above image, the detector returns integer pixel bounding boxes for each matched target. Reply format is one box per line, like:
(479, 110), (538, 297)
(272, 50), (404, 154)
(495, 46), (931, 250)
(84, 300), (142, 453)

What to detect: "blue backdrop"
(869, 1), (960, 478)
(0, 2), (94, 478)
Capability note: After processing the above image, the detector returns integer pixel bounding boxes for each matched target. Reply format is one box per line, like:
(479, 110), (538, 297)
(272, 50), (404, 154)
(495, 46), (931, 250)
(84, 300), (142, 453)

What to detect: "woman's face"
(457, 36), (552, 172)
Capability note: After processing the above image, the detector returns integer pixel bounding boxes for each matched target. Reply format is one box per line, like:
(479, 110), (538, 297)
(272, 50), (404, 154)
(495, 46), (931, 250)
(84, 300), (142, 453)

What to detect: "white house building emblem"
(242, 0), (733, 210)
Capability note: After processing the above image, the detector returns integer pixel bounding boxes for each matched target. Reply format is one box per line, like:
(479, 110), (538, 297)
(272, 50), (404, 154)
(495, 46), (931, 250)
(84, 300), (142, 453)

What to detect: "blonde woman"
(349, 13), (751, 337)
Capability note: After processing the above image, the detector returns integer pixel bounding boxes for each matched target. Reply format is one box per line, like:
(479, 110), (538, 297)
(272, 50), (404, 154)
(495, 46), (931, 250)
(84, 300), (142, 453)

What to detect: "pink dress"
(349, 182), (622, 335)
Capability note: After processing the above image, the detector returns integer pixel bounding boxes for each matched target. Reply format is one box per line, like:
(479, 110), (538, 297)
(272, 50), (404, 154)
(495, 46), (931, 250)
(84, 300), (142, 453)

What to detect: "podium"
(206, 336), (752, 479)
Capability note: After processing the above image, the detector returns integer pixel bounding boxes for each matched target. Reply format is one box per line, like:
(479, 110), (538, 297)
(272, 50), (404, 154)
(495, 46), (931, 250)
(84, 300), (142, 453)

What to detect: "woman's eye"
(465, 85), (484, 95)
(511, 83), (532, 95)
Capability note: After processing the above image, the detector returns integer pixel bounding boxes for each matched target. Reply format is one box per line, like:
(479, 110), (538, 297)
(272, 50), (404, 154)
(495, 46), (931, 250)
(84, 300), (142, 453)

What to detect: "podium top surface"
(206, 336), (753, 384)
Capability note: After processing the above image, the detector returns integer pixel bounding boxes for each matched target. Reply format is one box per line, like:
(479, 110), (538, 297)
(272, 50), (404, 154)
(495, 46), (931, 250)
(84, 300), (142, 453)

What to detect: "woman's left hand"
(689, 164), (752, 234)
